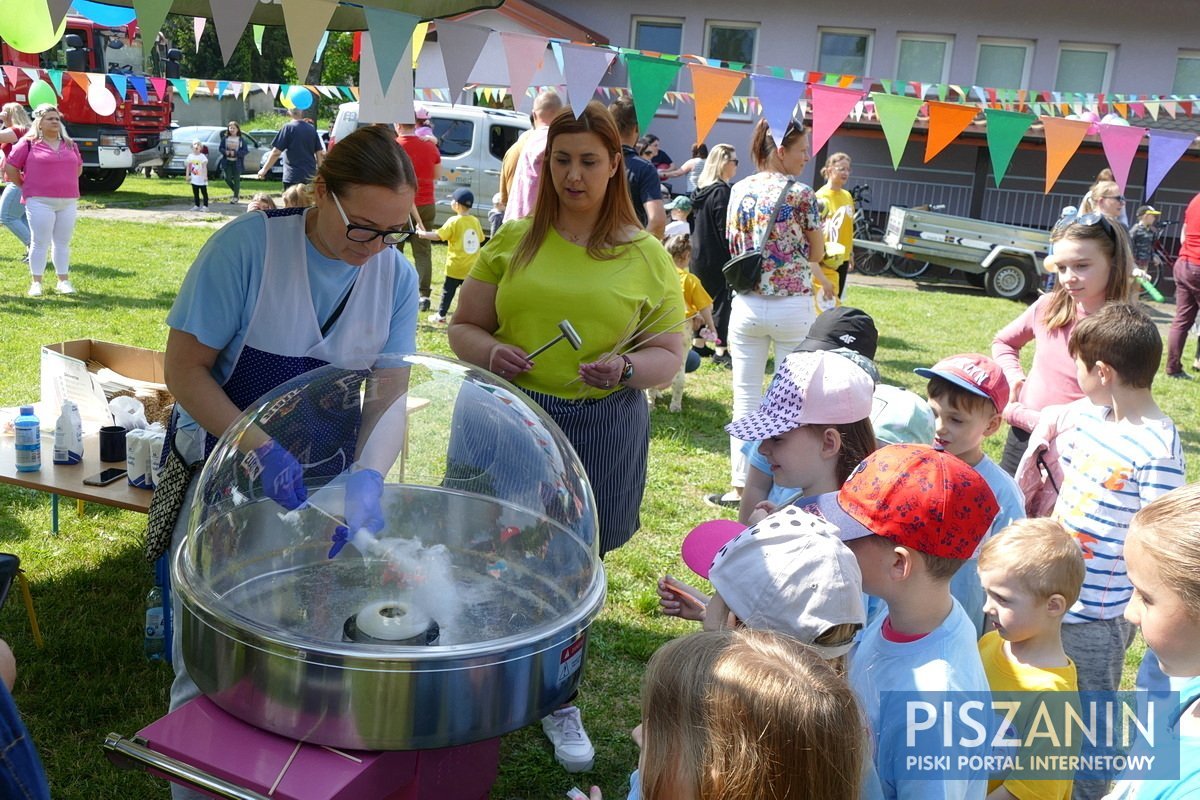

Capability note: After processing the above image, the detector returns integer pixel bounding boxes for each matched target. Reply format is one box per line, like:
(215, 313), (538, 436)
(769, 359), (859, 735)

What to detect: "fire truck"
(0, 16), (173, 192)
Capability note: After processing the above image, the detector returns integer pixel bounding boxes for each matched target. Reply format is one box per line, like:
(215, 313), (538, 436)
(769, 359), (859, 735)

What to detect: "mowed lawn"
(0, 183), (1196, 799)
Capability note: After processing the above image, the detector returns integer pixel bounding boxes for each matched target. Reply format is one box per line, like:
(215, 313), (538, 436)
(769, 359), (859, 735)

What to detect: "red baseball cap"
(914, 353), (1009, 414)
(812, 444), (999, 560)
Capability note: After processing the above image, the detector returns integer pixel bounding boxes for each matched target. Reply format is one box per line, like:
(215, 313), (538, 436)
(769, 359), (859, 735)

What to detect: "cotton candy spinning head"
(525, 320), (583, 361)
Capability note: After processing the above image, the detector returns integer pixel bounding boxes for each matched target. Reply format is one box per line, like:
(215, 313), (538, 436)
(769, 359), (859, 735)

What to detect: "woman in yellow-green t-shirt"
(449, 101), (685, 557)
(815, 151), (855, 300)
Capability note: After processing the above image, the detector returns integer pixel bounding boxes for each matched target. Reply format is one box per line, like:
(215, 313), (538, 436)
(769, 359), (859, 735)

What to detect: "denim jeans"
(0, 681), (50, 800)
(727, 291), (816, 485)
(0, 182), (29, 247)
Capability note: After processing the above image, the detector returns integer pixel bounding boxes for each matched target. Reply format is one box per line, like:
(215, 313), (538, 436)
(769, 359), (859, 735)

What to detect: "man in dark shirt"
(607, 98), (665, 238)
(258, 108), (324, 188)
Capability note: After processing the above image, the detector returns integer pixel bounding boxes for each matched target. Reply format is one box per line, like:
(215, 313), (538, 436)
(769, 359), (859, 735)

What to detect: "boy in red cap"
(815, 444), (999, 800)
(916, 353), (1026, 635)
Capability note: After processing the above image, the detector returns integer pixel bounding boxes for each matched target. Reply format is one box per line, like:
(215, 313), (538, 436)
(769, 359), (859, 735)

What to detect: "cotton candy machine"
(166, 354), (605, 753)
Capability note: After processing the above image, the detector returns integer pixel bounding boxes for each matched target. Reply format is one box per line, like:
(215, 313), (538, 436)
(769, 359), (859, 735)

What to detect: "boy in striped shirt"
(1052, 304), (1184, 705)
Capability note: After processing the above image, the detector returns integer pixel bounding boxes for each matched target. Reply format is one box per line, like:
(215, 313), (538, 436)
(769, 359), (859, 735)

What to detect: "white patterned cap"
(709, 506), (865, 658)
(725, 350), (875, 441)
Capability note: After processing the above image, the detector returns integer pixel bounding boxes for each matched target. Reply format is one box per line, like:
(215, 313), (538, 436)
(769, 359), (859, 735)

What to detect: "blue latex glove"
(253, 440), (307, 510)
(330, 468), (384, 558)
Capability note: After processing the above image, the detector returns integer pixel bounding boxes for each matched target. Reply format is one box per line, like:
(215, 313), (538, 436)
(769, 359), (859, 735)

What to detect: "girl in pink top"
(4, 104), (83, 297)
(992, 216), (1134, 473)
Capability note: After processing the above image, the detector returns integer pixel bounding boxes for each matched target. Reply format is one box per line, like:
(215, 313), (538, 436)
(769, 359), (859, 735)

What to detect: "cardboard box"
(41, 340), (169, 427)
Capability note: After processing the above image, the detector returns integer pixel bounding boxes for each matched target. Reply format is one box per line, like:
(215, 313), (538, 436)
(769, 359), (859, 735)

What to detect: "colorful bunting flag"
(362, 7), (420, 96)
(983, 108), (1036, 186)
(559, 43), (615, 116)
(752, 74), (806, 145)
(1040, 116), (1091, 193)
(1097, 123), (1147, 195)
(810, 84), (867, 155)
(133, 0), (174, 61)
(434, 20), (491, 105)
(687, 63), (744, 145)
(626, 54), (682, 135)
(1145, 129), (1197, 197)
(924, 101), (980, 163)
(282, 0), (338, 83)
(500, 32), (548, 114)
(209, 0), (258, 65)
(871, 92), (924, 168)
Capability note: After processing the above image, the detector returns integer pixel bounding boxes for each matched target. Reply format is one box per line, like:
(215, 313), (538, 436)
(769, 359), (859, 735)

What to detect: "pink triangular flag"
(192, 17), (205, 52)
(209, 0), (258, 65)
(1145, 129), (1196, 197)
(149, 77), (167, 100)
(1097, 124), (1146, 195)
(2, 66), (19, 88)
(810, 84), (867, 155)
(560, 43), (615, 115)
(500, 32), (547, 114)
(433, 19), (491, 105)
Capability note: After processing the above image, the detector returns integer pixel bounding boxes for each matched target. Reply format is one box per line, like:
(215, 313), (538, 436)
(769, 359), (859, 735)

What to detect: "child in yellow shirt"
(419, 187), (484, 324)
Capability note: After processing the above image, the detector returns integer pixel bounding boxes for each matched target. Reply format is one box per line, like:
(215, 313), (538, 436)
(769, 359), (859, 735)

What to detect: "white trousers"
(25, 196), (77, 278)
(727, 291), (816, 486)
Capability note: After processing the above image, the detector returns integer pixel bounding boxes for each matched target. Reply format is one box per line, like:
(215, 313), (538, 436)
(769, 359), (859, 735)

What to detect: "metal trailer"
(856, 206), (1052, 300)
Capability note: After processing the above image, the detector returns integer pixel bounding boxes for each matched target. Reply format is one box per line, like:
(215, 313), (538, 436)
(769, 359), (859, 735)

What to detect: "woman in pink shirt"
(0, 103), (31, 255)
(992, 216), (1134, 474)
(4, 104), (83, 297)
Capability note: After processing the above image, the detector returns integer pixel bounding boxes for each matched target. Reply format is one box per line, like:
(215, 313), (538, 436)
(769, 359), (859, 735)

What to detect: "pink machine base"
(139, 697), (501, 800)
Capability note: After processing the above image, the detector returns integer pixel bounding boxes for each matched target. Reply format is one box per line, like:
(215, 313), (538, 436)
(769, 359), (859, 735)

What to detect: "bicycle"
(1143, 220), (1178, 292)
(849, 184), (892, 276)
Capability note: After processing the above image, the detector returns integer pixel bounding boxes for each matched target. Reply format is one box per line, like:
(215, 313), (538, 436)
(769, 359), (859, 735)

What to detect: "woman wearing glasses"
(992, 214), (1135, 474)
(710, 118), (834, 509)
(158, 127), (419, 798)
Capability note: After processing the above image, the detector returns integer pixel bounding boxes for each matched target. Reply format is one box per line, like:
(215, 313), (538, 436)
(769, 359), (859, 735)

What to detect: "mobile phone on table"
(83, 468), (127, 486)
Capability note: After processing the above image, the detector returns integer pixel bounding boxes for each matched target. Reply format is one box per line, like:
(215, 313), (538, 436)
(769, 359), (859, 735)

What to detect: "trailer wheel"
(985, 258), (1034, 300)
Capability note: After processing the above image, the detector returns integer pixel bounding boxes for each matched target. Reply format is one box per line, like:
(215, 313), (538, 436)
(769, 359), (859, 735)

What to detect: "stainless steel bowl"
(173, 356), (604, 750)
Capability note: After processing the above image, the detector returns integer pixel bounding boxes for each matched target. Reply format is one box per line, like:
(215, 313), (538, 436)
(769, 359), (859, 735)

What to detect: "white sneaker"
(190, 205), (201, 211)
(201, 205), (209, 211)
(541, 706), (594, 772)
(427, 312), (446, 324)
(26, 281), (42, 297)
(56, 279), (75, 295)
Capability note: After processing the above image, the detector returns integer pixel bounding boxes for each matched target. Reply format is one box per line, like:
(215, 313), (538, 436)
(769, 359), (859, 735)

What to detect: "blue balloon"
(288, 85), (314, 111)
(72, 0), (137, 26)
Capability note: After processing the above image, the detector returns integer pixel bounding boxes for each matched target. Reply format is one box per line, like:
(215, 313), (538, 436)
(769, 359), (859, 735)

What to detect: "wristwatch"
(619, 354), (634, 384)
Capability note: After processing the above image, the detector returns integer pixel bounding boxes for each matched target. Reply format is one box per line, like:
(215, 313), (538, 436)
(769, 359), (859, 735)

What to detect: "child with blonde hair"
(281, 183), (313, 208)
(1106, 483), (1200, 799)
(585, 628), (864, 800)
(649, 233), (716, 411)
(977, 518), (1085, 800)
(245, 192), (276, 212)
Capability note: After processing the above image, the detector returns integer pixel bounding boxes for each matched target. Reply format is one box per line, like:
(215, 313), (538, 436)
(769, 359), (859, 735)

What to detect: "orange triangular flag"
(687, 63), (744, 145)
(1041, 116), (1092, 193)
(924, 101), (980, 162)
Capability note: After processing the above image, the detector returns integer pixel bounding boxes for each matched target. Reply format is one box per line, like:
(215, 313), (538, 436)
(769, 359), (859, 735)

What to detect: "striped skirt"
(523, 386), (650, 557)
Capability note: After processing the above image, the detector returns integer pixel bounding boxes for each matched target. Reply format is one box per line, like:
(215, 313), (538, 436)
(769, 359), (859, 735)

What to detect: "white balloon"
(87, 82), (117, 116)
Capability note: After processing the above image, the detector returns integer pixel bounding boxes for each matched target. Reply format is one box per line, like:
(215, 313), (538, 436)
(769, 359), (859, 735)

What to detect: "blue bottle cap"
(19, 405), (33, 415)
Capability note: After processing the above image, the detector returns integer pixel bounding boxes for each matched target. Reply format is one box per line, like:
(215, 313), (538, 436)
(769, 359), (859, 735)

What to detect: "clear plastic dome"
(172, 353), (606, 749)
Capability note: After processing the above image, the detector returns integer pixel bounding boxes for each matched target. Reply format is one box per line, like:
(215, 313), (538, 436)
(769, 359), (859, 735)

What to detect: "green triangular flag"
(47, 69), (63, 94)
(984, 108), (1036, 186)
(870, 92), (924, 168)
(169, 78), (190, 103)
(625, 54), (682, 135)
(879, 79), (894, 95)
(253, 24), (265, 54)
(937, 83), (948, 102)
(133, 0), (175, 61)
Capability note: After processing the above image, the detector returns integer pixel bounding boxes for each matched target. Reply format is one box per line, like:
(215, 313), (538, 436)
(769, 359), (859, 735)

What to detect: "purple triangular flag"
(435, 19), (491, 106)
(1145, 129), (1195, 198)
(752, 73), (806, 144)
(560, 43), (615, 116)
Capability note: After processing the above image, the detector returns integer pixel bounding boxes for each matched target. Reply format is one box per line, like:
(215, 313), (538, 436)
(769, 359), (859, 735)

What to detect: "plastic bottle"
(53, 400), (83, 465)
(144, 585), (166, 661)
(14, 405), (41, 473)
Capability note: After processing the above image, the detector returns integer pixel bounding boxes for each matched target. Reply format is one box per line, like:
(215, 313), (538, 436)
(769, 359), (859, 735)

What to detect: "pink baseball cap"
(681, 519), (746, 579)
(812, 444), (999, 560)
(726, 350), (874, 441)
(914, 353), (1009, 414)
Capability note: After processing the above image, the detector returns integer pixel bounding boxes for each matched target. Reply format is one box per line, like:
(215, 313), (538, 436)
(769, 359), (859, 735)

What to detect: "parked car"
(162, 126), (281, 178)
(328, 101), (530, 227)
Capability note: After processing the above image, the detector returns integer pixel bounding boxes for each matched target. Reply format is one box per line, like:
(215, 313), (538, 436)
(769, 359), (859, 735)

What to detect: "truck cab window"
(489, 125), (522, 161)
(433, 119), (473, 157)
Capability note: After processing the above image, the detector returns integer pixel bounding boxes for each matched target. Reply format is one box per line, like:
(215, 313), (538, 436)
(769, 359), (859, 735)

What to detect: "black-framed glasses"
(330, 192), (415, 245)
(1101, 194), (1126, 203)
(730, 158), (739, 165)
(1075, 212), (1119, 244)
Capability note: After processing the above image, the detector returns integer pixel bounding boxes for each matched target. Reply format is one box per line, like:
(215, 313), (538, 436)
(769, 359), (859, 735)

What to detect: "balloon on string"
(87, 83), (117, 116)
(27, 80), (58, 109)
(287, 85), (314, 111)
(0, 0), (67, 55)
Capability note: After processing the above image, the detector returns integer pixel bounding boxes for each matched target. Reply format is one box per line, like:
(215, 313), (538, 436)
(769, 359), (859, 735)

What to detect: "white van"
(329, 101), (530, 227)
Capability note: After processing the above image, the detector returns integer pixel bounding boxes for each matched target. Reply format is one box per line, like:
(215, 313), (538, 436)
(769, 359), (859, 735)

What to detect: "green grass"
(0, 209), (1196, 798)
(78, 173), (282, 209)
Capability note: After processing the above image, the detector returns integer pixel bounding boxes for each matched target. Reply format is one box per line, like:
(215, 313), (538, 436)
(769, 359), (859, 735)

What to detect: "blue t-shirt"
(271, 120), (322, 184)
(166, 212), (418, 436)
(622, 145), (661, 227)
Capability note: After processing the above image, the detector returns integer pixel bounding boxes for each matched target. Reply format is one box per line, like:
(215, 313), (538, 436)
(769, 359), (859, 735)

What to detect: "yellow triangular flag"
(412, 22), (429, 68)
